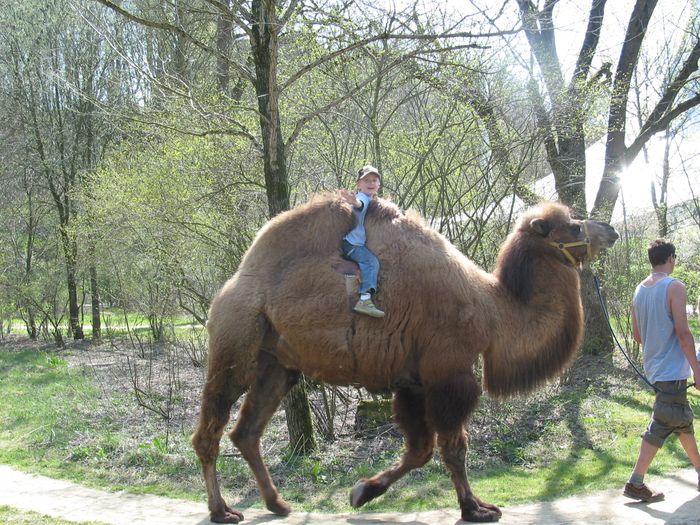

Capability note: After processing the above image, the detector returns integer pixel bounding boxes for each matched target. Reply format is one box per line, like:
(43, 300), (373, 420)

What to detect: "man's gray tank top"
(633, 276), (690, 383)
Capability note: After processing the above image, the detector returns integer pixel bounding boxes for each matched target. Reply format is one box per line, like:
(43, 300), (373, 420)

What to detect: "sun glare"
(617, 164), (653, 213)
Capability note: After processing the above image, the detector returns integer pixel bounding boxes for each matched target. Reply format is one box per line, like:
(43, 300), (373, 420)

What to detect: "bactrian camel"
(192, 196), (619, 523)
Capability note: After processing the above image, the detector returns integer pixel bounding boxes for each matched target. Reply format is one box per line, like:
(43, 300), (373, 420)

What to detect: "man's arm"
(669, 281), (700, 388)
(631, 305), (642, 344)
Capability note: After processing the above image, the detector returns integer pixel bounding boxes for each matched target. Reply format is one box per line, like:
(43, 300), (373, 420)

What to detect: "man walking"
(623, 239), (700, 502)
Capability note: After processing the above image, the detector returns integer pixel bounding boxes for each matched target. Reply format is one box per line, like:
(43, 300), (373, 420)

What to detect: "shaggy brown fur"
(192, 196), (618, 524)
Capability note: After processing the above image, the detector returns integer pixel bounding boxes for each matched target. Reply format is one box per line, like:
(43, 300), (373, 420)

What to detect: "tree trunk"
(579, 267), (612, 356)
(551, 135), (587, 217)
(282, 377), (318, 454)
(517, 0), (678, 355)
(89, 243), (101, 340)
(250, 0), (315, 453)
(25, 310), (37, 340)
(23, 172), (38, 340)
(652, 128), (671, 237)
(251, 0), (290, 217)
(60, 227), (84, 340)
(582, 0), (662, 355)
(215, 4), (233, 94)
(83, 67), (101, 341)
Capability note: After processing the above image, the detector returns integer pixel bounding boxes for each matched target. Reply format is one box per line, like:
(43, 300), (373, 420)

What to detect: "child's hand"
(339, 189), (359, 207)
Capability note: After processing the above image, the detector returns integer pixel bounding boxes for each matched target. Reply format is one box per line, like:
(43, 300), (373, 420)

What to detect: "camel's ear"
(530, 218), (551, 237)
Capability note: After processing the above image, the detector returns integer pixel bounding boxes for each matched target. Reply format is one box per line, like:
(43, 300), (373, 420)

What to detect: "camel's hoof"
(461, 505), (501, 523)
(350, 479), (388, 508)
(266, 496), (291, 516)
(350, 480), (366, 508)
(210, 507), (244, 524)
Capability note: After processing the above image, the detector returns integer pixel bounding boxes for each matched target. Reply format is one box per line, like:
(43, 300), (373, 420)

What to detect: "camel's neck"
(497, 258), (581, 342)
(483, 246), (584, 398)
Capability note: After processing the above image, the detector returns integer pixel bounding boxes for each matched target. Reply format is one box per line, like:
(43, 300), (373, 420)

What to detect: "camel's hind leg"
(192, 371), (247, 523)
(229, 346), (299, 516)
(350, 388), (436, 507)
(192, 307), (268, 523)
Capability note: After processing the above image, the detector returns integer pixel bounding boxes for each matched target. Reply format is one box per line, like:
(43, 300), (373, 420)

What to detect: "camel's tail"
(205, 273), (273, 388)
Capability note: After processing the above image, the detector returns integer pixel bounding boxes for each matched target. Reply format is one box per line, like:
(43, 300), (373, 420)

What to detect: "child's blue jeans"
(342, 240), (380, 294)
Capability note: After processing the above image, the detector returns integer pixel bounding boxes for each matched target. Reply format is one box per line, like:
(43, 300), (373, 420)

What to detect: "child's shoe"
(353, 298), (385, 318)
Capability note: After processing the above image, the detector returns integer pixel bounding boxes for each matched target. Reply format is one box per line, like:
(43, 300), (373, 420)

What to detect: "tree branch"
(516, 0), (565, 97)
(627, 91), (700, 162)
(94, 0), (255, 82)
(285, 40), (488, 148)
(606, 0), (657, 140)
(571, 0), (608, 86)
(626, 36), (700, 159)
(525, 75), (561, 174)
(279, 0), (300, 27)
(281, 30), (501, 91)
(202, 0), (253, 37)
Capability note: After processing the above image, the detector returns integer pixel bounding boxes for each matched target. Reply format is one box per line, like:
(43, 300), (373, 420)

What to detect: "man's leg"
(623, 439), (665, 502)
(678, 432), (700, 467)
(632, 438), (660, 477)
(678, 432), (700, 491)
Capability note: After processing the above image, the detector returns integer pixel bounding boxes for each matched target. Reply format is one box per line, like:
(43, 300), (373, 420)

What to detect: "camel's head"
(528, 204), (619, 266)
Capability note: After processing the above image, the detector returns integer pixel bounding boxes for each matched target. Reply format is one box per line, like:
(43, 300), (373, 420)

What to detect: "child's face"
(357, 173), (380, 196)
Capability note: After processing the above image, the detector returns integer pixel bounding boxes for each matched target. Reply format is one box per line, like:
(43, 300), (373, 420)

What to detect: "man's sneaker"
(623, 482), (664, 502)
(353, 298), (385, 318)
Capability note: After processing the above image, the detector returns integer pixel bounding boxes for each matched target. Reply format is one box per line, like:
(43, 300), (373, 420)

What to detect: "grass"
(0, 351), (99, 476)
(356, 387), (700, 512)
(1, 343), (700, 515)
(2, 310), (200, 341)
(0, 349), (205, 499)
(0, 506), (107, 525)
(470, 391), (696, 506)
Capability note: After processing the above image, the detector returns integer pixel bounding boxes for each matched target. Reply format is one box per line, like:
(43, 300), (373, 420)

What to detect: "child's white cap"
(357, 165), (380, 181)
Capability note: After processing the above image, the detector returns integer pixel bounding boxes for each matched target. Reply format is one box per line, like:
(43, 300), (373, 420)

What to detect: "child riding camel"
(339, 165), (385, 318)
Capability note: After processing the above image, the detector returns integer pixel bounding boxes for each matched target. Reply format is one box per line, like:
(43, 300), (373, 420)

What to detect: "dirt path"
(2, 464), (700, 525)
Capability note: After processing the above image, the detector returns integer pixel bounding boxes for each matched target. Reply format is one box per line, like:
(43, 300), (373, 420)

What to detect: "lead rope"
(592, 274), (695, 395)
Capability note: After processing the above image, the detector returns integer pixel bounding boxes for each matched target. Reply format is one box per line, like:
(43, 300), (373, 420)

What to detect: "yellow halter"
(548, 221), (592, 266)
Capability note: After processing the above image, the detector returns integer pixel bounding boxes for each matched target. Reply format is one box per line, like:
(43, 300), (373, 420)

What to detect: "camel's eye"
(570, 224), (581, 235)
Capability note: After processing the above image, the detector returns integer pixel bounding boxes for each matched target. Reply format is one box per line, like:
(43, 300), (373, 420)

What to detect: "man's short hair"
(648, 239), (675, 266)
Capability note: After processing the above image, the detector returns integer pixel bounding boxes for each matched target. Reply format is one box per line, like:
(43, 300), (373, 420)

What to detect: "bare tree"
(508, 0), (700, 352)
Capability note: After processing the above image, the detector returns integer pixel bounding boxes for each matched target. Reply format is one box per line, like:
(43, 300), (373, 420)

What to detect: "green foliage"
(84, 122), (265, 325)
(690, 317), (700, 334)
(674, 264), (700, 307)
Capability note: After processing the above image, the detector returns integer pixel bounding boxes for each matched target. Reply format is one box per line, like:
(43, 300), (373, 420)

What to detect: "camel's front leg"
(350, 388), (436, 508)
(427, 372), (500, 522)
(438, 429), (501, 522)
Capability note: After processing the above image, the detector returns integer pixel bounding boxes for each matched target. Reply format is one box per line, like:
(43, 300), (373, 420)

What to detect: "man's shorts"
(642, 380), (694, 448)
